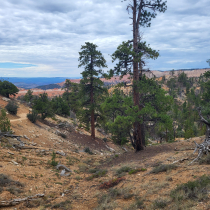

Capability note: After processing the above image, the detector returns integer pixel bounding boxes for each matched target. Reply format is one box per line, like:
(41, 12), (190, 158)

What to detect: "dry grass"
(150, 164), (178, 174)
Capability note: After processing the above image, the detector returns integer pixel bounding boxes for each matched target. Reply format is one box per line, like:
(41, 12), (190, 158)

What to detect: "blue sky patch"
(0, 62), (36, 68)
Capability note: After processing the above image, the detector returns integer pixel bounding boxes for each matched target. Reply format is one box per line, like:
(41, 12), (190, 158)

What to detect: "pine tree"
(24, 89), (34, 102)
(62, 79), (80, 114)
(109, 0), (167, 151)
(0, 80), (19, 98)
(33, 93), (53, 120)
(78, 42), (107, 139)
(102, 76), (173, 146)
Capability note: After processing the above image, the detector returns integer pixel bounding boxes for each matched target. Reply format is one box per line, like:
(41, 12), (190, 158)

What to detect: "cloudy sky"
(0, 0), (210, 77)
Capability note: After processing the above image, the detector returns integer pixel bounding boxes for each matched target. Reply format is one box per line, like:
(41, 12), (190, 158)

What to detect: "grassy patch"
(75, 176), (82, 181)
(150, 164), (177, 174)
(124, 197), (144, 210)
(78, 163), (88, 172)
(99, 177), (126, 189)
(6, 186), (23, 195)
(170, 175), (210, 202)
(152, 198), (168, 209)
(0, 174), (23, 187)
(199, 154), (210, 165)
(116, 166), (147, 176)
(116, 166), (131, 176)
(96, 187), (135, 210)
(86, 169), (108, 180)
(0, 174), (24, 195)
(128, 168), (147, 175)
(51, 200), (72, 209)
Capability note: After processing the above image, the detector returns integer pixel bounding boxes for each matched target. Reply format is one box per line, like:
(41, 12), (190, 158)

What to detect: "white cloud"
(0, 0), (209, 76)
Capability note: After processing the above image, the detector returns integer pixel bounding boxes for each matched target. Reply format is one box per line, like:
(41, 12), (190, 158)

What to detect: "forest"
(13, 60), (210, 151)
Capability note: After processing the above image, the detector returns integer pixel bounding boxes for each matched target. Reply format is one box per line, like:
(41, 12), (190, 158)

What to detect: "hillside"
(57, 68), (210, 89)
(36, 84), (61, 90)
(11, 69), (210, 101)
(1, 96), (210, 209)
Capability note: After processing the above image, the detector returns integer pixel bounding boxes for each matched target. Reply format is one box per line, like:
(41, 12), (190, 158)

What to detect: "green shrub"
(0, 109), (11, 132)
(116, 166), (131, 176)
(32, 93), (53, 120)
(86, 169), (107, 180)
(0, 175), (23, 187)
(51, 96), (70, 116)
(103, 138), (107, 142)
(84, 147), (93, 155)
(5, 101), (18, 115)
(170, 175), (210, 201)
(24, 89), (34, 102)
(6, 186), (23, 195)
(150, 164), (177, 174)
(51, 200), (72, 209)
(48, 152), (58, 167)
(27, 109), (38, 123)
(153, 198), (168, 209)
(128, 168), (147, 175)
(199, 154), (210, 165)
(57, 132), (67, 139)
(0, 80), (19, 98)
(125, 197), (144, 210)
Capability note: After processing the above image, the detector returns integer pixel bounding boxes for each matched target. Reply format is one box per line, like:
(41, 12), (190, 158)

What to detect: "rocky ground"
(1, 96), (210, 210)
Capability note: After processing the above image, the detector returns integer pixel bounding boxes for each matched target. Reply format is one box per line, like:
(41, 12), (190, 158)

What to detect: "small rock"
(11, 160), (18, 165)
(2, 97), (10, 102)
(24, 135), (30, 140)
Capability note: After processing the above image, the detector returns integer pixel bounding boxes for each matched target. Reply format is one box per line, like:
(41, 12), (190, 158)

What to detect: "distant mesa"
(13, 68), (210, 98)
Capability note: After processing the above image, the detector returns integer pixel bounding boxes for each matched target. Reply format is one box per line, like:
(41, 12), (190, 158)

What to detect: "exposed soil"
(1, 96), (210, 210)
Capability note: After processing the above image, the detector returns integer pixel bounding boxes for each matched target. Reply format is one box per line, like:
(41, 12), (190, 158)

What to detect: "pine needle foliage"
(78, 42), (108, 139)
(0, 109), (11, 132)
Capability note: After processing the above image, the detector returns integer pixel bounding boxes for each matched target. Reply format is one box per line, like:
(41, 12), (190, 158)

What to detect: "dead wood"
(56, 164), (72, 172)
(0, 194), (44, 207)
(189, 108), (210, 164)
(56, 151), (66, 156)
(174, 147), (194, 151)
(172, 158), (188, 164)
(105, 145), (115, 152)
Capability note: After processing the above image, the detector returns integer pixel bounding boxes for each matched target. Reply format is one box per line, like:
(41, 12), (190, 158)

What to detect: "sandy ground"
(1, 96), (210, 210)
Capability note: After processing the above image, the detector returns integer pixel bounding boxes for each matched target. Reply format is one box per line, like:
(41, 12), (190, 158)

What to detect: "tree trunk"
(165, 128), (168, 142)
(90, 57), (95, 139)
(132, 0), (144, 151)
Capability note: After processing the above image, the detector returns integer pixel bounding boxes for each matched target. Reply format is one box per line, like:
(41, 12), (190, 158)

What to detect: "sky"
(0, 0), (210, 77)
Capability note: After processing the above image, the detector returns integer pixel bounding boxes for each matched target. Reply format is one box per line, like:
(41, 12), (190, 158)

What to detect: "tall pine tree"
(78, 42), (107, 139)
(110, 0), (167, 151)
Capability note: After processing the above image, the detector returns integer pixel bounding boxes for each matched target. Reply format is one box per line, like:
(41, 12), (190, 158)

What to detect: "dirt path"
(10, 113), (27, 122)
(101, 138), (204, 167)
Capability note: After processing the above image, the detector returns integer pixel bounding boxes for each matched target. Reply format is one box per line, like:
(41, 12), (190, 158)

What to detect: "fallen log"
(172, 158), (188, 164)
(0, 194), (44, 207)
(105, 145), (115, 152)
(56, 164), (72, 172)
(189, 108), (210, 165)
(56, 151), (66, 156)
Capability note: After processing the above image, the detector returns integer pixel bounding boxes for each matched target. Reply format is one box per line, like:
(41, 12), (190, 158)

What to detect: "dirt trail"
(10, 113), (27, 122)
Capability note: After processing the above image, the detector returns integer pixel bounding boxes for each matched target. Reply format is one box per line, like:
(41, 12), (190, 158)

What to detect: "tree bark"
(90, 56), (95, 139)
(132, 0), (144, 151)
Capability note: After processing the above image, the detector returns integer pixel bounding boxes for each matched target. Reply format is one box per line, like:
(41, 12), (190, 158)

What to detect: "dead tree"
(189, 108), (210, 164)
